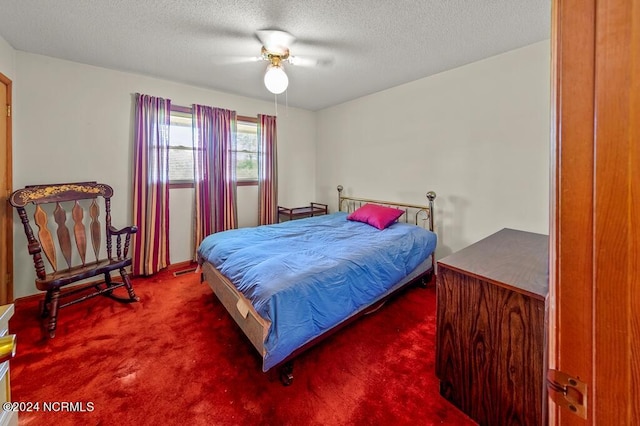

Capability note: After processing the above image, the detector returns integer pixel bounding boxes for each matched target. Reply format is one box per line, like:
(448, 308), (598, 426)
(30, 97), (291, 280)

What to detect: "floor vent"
(173, 267), (197, 277)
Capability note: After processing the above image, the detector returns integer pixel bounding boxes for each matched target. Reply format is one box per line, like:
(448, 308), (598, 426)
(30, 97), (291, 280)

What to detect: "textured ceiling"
(0, 0), (550, 111)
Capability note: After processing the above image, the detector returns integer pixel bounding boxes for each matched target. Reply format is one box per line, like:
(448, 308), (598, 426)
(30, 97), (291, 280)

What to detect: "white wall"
(12, 52), (316, 298)
(316, 41), (551, 259)
(0, 35), (15, 79)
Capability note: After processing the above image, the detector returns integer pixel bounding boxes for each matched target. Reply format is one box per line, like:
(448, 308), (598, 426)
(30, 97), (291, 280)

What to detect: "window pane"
(169, 147), (194, 181)
(236, 151), (258, 180)
(170, 124), (192, 148)
(170, 111), (194, 182)
(237, 120), (258, 180)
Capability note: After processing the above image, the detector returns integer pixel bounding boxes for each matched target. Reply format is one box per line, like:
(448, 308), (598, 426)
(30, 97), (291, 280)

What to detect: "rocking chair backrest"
(10, 182), (116, 280)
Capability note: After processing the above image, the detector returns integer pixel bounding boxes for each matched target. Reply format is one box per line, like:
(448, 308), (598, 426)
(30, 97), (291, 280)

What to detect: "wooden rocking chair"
(10, 182), (139, 337)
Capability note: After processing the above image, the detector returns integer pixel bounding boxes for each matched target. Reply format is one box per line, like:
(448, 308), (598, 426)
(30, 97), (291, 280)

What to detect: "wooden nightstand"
(278, 203), (328, 222)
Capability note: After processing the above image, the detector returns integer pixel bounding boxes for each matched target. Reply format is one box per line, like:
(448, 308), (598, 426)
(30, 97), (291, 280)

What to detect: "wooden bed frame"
(199, 185), (437, 385)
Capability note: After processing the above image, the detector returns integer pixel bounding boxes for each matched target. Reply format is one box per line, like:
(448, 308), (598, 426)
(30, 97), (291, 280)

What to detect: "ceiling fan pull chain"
(274, 93), (278, 116)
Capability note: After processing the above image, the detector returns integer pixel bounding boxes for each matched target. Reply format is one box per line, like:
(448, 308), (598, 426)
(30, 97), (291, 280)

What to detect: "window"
(168, 107), (258, 187)
(235, 119), (258, 183)
(169, 109), (194, 184)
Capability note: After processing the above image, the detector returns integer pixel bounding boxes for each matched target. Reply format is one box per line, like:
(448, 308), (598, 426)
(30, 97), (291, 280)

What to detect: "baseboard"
(15, 262), (198, 304)
(166, 260), (196, 271)
(14, 277), (107, 305)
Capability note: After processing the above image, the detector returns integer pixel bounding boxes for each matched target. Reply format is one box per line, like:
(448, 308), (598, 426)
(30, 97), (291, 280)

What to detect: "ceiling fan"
(250, 30), (333, 94)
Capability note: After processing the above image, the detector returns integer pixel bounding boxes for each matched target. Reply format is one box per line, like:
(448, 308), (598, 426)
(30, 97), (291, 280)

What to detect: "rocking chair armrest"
(108, 225), (137, 260)
(108, 225), (138, 236)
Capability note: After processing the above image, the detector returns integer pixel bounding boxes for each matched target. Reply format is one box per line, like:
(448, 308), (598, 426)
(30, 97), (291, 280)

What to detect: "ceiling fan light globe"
(264, 65), (288, 94)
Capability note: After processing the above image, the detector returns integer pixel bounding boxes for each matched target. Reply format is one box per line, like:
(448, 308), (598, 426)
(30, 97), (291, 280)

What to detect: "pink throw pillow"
(347, 203), (404, 230)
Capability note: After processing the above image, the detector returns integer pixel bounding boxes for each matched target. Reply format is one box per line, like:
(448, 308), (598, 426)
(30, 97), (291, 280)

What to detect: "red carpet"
(9, 268), (474, 425)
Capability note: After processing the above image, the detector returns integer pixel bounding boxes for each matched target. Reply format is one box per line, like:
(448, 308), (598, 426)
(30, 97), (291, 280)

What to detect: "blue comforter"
(198, 212), (437, 371)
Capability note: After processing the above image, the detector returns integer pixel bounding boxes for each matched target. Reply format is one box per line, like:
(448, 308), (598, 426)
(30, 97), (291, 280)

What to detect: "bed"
(197, 185), (437, 385)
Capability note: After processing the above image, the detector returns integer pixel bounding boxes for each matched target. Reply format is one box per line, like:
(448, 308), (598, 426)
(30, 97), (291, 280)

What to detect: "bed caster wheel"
(280, 372), (293, 386)
(420, 272), (435, 288)
(279, 361), (294, 386)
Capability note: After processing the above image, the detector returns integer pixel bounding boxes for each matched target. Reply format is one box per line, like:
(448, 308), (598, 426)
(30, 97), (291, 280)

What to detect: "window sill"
(169, 182), (194, 189)
(168, 181), (258, 189)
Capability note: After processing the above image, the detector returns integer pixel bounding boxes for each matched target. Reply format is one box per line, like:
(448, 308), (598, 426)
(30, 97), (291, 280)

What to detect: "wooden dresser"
(0, 305), (16, 426)
(435, 228), (548, 426)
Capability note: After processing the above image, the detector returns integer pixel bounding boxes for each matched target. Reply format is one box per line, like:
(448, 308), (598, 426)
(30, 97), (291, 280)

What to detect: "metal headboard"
(336, 185), (436, 232)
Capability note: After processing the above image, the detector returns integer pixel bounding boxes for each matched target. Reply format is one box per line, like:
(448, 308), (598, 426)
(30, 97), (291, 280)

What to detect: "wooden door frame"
(0, 72), (12, 304)
(550, 0), (639, 423)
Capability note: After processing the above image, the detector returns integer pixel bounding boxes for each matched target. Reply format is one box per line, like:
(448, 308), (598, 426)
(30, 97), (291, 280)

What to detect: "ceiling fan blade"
(288, 55), (334, 67)
(256, 30), (296, 55)
(212, 55), (263, 66)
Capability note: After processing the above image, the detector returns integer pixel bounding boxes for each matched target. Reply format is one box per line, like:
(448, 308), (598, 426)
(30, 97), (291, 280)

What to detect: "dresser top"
(438, 228), (549, 299)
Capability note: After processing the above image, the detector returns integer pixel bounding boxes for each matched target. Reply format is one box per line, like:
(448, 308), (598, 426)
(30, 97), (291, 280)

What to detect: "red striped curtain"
(132, 93), (171, 276)
(192, 104), (238, 259)
(257, 114), (278, 225)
